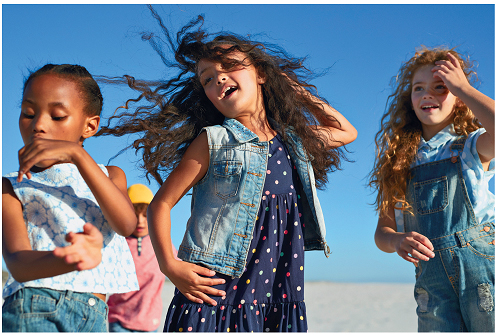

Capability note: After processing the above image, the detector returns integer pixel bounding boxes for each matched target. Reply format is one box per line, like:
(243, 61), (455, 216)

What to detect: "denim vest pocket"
(414, 176), (448, 215)
(213, 160), (242, 199)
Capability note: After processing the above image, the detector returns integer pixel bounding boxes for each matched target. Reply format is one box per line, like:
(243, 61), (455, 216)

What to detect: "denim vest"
(177, 118), (329, 277)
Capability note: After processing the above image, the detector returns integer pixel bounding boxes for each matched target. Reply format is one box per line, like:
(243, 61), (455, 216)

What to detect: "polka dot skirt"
(164, 135), (307, 332)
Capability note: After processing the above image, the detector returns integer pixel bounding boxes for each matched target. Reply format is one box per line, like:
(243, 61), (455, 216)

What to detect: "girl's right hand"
(393, 231), (435, 264)
(17, 138), (81, 181)
(165, 260), (226, 306)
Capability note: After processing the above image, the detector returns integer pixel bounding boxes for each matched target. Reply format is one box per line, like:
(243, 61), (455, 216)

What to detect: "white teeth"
(221, 86), (236, 99)
(422, 105), (438, 109)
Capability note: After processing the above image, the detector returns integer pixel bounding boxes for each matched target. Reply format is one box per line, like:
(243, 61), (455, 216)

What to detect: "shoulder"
(202, 125), (234, 146)
(2, 177), (20, 204)
(105, 165), (126, 182)
(185, 131), (209, 159)
(2, 177), (14, 194)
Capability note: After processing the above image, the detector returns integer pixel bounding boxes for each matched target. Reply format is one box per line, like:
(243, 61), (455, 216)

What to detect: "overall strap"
(449, 136), (467, 163)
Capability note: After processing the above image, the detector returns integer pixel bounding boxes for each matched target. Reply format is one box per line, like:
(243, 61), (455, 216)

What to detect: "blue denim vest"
(177, 118), (330, 277)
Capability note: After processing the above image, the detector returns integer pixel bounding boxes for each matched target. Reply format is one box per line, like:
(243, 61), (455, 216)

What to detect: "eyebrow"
(22, 98), (69, 110)
(412, 79), (444, 86)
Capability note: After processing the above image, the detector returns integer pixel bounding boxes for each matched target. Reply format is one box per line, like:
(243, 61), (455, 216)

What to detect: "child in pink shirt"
(108, 184), (178, 332)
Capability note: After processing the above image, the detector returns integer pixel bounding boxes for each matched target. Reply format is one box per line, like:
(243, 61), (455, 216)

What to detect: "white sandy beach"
(159, 281), (418, 332)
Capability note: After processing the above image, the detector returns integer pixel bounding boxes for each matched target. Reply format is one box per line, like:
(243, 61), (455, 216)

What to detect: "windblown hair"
(24, 64), (103, 116)
(369, 46), (481, 218)
(96, 5), (347, 186)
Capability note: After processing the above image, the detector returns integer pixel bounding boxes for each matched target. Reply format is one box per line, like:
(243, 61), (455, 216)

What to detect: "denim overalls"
(404, 137), (495, 332)
(177, 118), (329, 278)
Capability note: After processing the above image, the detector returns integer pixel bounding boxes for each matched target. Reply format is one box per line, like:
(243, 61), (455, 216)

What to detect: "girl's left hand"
(432, 52), (470, 96)
(17, 138), (81, 181)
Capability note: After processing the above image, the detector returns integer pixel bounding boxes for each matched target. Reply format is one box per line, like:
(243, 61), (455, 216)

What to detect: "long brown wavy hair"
(369, 46), (481, 218)
(97, 5), (348, 187)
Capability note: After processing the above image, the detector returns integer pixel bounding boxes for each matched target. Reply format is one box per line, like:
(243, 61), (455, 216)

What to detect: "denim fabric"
(178, 118), (329, 277)
(109, 321), (158, 332)
(2, 287), (108, 332)
(404, 137), (495, 332)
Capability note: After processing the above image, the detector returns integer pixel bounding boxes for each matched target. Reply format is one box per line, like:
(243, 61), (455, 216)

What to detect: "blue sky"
(2, 4), (495, 283)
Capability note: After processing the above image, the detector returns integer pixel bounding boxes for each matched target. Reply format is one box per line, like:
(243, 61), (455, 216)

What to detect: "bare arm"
(375, 206), (435, 265)
(285, 74), (357, 147)
(148, 132), (226, 306)
(17, 139), (136, 236)
(433, 53), (495, 166)
(2, 178), (103, 282)
(312, 99), (358, 147)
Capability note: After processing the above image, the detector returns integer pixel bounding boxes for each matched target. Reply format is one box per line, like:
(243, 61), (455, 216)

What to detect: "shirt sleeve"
(460, 128), (495, 222)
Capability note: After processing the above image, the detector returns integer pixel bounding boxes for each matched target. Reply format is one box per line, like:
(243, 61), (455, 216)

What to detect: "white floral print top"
(3, 163), (139, 298)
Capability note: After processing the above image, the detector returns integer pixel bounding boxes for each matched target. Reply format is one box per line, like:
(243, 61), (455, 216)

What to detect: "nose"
(137, 213), (147, 226)
(216, 73), (227, 85)
(32, 114), (46, 133)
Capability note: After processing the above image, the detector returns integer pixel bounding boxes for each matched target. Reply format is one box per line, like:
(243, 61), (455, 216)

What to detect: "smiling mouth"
(221, 86), (238, 99)
(421, 104), (439, 110)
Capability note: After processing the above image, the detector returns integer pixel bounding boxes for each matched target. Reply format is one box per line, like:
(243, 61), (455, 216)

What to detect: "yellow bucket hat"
(127, 184), (154, 204)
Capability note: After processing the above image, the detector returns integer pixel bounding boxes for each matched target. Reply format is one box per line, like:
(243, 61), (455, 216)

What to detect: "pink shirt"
(107, 235), (168, 331)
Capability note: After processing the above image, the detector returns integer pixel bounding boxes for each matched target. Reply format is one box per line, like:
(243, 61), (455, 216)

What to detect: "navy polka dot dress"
(164, 135), (307, 332)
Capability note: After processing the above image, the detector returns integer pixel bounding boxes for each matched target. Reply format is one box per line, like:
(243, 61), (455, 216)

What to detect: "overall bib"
(404, 137), (495, 332)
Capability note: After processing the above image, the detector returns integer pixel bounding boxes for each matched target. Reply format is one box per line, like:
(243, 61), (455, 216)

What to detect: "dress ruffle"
(165, 298), (307, 332)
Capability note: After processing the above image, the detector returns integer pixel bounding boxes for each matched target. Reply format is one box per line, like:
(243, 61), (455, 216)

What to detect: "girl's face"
(19, 74), (97, 146)
(133, 210), (149, 237)
(197, 52), (266, 120)
(411, 65), (458, 140)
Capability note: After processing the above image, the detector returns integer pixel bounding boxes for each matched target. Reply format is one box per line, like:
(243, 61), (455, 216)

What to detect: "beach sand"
(159, 281), (418, 332)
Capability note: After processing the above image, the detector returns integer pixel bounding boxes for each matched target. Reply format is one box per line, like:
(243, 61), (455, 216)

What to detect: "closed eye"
(21, 112), (35, 119)
(52, 116), (67, 121)
(203, 77), (213, 86)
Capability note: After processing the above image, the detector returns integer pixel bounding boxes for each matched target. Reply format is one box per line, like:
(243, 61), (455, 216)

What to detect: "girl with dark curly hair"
(98, 6), (357, 332)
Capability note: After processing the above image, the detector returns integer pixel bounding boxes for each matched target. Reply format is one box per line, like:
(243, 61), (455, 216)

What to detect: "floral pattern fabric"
(3, 163), (139, 298)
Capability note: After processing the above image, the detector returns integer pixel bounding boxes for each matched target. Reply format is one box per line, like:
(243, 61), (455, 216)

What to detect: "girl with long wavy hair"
(97, 6), (357, 332)
(369, 46), (494, 331)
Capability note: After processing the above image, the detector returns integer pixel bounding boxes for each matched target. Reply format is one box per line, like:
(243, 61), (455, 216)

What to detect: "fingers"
(82, 223), (104, 244)
(53, 224), (103, 271)
(184, 286), (225, 306)
(396, 231), (435, 264)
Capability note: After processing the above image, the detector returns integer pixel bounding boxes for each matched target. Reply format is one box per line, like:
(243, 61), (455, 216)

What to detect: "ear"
(81, 115), (100, 141)
(256, 71), (266, 85)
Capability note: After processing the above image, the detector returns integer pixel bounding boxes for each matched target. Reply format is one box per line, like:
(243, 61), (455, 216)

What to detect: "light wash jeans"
(2, 287), (108, 332)
(404, 138), (495, 332)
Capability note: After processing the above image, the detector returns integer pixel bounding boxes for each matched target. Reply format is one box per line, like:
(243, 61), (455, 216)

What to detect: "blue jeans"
(2, 287), (108, 332)
(109, 321), (158, 332)
(405, 139), (495, 332)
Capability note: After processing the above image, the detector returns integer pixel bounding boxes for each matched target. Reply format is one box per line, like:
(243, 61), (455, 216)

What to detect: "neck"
(421, 120), (453, 141)
(235, 107), (276, 141)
